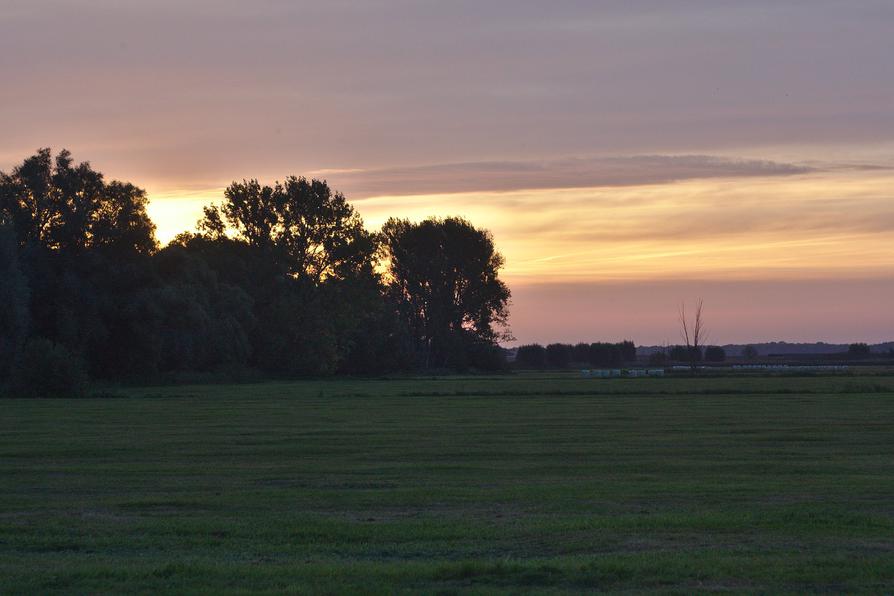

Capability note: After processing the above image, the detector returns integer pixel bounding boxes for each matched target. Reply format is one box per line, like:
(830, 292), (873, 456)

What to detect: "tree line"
(648, 345), (726, 366)
(515, 341), (637, 369)
(511, 342), (735, 370)
(0, 149), (511, 396)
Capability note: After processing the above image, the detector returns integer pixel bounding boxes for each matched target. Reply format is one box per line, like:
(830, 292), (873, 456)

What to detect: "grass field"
(2, 373), (893, 594)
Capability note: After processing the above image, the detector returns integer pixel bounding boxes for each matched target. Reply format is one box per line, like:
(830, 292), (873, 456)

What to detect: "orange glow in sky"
(147, 168), (894, 283)
(143, 165), (894, 345)
(5, 2), (893, 345)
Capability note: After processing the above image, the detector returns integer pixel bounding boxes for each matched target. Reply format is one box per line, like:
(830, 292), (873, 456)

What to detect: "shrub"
(515, 344), (546, 369)
(9, 338), (88, 398)
(704, 346), (726, 362)
(467, 342), (509, 372)
(669, 344), (702, 363)
(648, 351), (667, 366)
(571, 343), (591, 363)
(545, 343), (572, 368)
(589, 342), (622, 367)
(848, 343), (871, 358)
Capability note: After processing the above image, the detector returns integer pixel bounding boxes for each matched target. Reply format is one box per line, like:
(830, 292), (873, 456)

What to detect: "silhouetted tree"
(589, 342), (622, 367)
(202, 177), (376, 284)
(847, 343), (871, 358)
(704, 346), (726, 362)
(0, 148), (156, 255)
(192, 174), (402, 375)
(2, 149), (523, 388)
(546, 343), (572, 368)
(172, 229), (392, 376)
(0, 224), (29, 380)
(669, 344), (701, 363)
(149, 244), (256, 372)
(679, 299), (706, 371)
(742, 345), (759, 360)
(9, 338), (87, 398)
(571, 342), (591, 363)
(381, 217), (510, 370)
(647, 351), (667, 366)
(618, 340), (637, 362)
(515, 344), (546, 368)
(0, 149), (159, 383)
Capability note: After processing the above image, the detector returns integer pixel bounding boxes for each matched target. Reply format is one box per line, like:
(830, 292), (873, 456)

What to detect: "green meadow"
(2, 373), (893, 594)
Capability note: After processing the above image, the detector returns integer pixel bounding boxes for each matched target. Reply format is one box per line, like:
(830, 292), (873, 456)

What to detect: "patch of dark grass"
(2, 374), (894, 593)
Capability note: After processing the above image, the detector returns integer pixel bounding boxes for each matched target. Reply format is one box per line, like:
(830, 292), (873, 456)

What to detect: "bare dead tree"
(679, 298), (707, 371)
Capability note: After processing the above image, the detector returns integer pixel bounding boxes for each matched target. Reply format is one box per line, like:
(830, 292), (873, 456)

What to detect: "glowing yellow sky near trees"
(147, 168), (894, 284)
(145, 164), (894, 345)
(5, 1), (892, 345)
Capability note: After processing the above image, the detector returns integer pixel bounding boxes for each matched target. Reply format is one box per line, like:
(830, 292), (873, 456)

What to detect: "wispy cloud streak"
(318, 155), (813, 198)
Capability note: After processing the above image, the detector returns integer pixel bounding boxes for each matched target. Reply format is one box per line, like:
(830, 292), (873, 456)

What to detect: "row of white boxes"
(581, 369), (665, 378)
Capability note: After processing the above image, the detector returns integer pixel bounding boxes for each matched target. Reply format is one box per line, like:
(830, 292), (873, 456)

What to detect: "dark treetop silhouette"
(0, 149), (513, 396)
(382, 216), (511, 370)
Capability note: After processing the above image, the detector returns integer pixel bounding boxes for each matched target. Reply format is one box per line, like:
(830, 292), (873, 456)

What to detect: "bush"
(571, 343), (591, 363)
(515, 344), (546, 369)
(9, 338), (88, 398)
(669, 345), (702, 363)
(647, 351), (667, 366)
(467, 342), (509, 372)
(742, 345), (758, 360)
(0, 224), (30, 380)
(704, 346), (726, 362)
(589, 342), (622, 367)
(848, 343), (871, 358)
(545, 343), (572, 368)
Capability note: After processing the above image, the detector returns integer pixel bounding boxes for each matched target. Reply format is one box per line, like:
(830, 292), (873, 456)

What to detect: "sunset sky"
(2, 1), (892, 345)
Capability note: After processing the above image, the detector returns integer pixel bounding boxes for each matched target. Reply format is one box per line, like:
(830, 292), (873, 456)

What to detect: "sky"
(2, 0), (893, 345)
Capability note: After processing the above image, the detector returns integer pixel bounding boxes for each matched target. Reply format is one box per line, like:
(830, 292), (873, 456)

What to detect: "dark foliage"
(847, 343), (871, 358)
(381, 216), (511, 371)
(515, 344), (547, 369)
(571, 342), (591, 363)
(201, 177), (376, 284)
(0, 225), (29, 379)
(9, 338), (88, 398)
(1, 150), (513, 393)
(589, 341), (636, 367)
(546, 343), (572, 368)
(0, 148), (156, 255)
(704, 346), (726, 362)
(648, 351), (668, 366)
(669, 344), (702, 363)
(513, 341), (637, 369)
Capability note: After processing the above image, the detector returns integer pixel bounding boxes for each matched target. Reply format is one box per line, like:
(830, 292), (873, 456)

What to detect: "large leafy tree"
(201, 177), (376, 284)
(1, 149), (518, 385)
(0, 224), (30, 377)
(196, 177), (391, 374)
(0, 150), (158, 384)
(381, 216), (510, 369)
(0, 148), (156, 256)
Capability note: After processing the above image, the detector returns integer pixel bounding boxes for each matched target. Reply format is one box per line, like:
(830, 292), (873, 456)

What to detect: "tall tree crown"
(381, 216), (511, 368)
(202, 176), (375, 284)
(0, 148), (156, 255)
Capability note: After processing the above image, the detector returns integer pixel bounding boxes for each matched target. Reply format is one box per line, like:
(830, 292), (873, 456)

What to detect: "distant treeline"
(654, 345), (726, 365)
(637, 342), (894, 357)
(640, 342), (891, 364)
(514, 342), (881, 369)
(512, 342), (737, 369)
(514, 341), (637, 369)
(0, 149), (511, 396)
